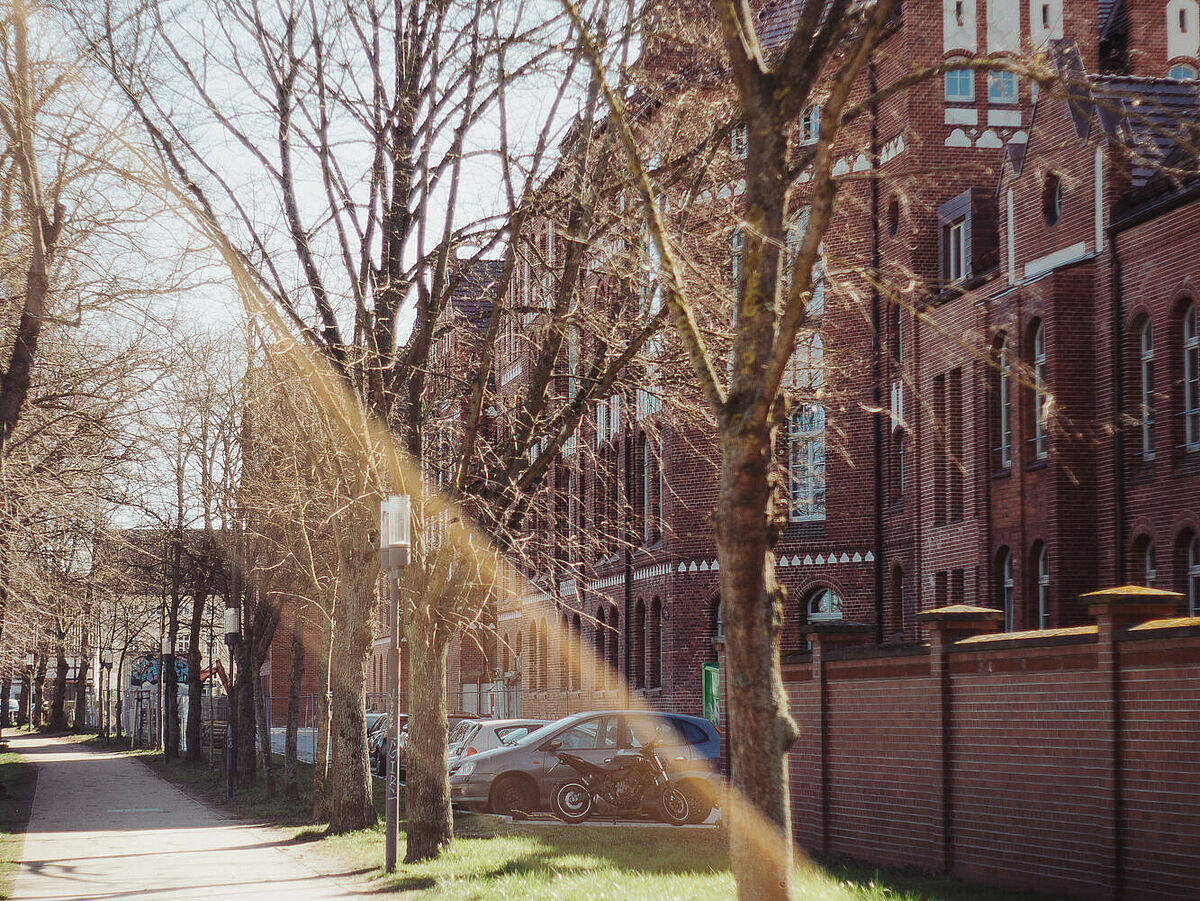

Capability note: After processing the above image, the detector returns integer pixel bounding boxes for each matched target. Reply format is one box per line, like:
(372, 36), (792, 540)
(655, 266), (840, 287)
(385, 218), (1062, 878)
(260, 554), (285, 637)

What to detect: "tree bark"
(311, 609), (333, 820)
(404, 622), (452, 862)
(18, 671), (30, 725)
(284, 604), (306, 801)
(716, 430), (797, 901)
(254, 661), (275, 798)
(49, 629), (68, 731)
(235, 639), (258, 789)
(31, 655), (45, 728)
(326, 546), (377, 833)
(1, 676), (10, 734)
(72, 615), (90, 731)
(186, 583), (208, 762)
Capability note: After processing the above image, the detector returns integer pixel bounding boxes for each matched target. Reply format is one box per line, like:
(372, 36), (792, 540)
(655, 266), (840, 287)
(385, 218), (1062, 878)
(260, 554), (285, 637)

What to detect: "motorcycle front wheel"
(658, 785), (691, 826)
(552, 781), (594, 824)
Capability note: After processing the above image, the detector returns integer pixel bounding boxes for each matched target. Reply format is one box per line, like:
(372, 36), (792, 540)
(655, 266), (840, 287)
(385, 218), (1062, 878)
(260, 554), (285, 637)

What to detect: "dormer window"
(938, 188), (998, 289)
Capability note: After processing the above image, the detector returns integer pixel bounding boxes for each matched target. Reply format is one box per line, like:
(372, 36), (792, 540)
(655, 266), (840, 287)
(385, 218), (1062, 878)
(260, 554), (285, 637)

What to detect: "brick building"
(478, 0), (1200, 733)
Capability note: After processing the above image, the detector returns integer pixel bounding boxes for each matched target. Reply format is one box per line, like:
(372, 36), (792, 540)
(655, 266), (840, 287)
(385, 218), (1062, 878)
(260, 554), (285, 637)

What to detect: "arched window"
(998, 548), (1014, 631)
(996, 335), (1013, 469)
(539, 618), (548, 690)
(559, 614), (570, 689)
(1169, 63), (1199, 80)
(1145, 542), (1158, 588)
(570, 614), (582, 690)
(890, 567), (905, 637)
(1035, 545), (1051, 629)
(1189, 535), (1200, 616)
(1184, 303), (1199, 451)
(593, 607), (606, 689)
(515, 631), (523, 675)
(606, 607), (620, 688)
(713, 600), (724, 642)
(502, 641), (510, 675)
(528, 622), (538, 690)
(633, 600), (646, 689)
(807, 587), (843, 622)
(1140, 320), (1156, 459)
(1033, 323), (1049, 459)
(648, 598), (663, 690)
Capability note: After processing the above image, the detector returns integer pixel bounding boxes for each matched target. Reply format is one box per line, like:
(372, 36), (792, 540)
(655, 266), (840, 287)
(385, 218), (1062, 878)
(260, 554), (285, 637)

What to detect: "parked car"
(369, 714), (407, 778)
(448, 718), (548, 766)
(449, 710), (721, 823)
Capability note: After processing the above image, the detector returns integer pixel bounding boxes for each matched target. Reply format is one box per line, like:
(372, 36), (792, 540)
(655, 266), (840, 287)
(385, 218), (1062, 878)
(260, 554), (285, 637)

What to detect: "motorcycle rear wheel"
(658, 785), (691, 826)
(552, 782), (594, 824)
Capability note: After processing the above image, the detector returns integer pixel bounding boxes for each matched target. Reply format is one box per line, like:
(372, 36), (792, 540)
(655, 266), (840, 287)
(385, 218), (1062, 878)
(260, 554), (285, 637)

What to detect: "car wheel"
(489, 775), (536, 819)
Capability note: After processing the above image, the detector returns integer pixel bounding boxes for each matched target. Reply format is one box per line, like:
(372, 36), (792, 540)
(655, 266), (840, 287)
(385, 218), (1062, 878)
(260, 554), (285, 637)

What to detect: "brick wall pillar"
(1082, 585), (1184, 900)
(808, 621), (873, 855)
(916, 605), (1005, 876)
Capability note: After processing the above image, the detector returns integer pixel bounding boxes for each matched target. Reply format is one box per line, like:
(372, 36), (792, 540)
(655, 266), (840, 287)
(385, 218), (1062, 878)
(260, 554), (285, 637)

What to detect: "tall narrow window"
(539, 618), (548, 690)
(997, 337), (1013, 469)
(1034, 323), (1049, 459)
(1145, 542), (1158, 587)
(648, 598), (662, 690)
(1184, 303), (1199, 450)
(1141, 321), (1156, 459)
(1037, 545), (1051, 629)
(571, 615), (582, 690)
(789, 403), (827, 521)
(633, 600), (646, 689)
(606, 608), (619, 688)
(1189, 535), (1200, 616)
(947, 220), (967, 282)
(800, 103), (820, 145)
(593, 608), (606, 689)
(945, 60), (974, 102)
(1000, 549), (1015, 631)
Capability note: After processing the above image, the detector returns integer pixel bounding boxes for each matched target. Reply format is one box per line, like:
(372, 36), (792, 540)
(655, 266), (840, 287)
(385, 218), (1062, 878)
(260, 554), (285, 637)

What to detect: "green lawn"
(0, 739), (39, 901)
(107, 742), (1059, 901)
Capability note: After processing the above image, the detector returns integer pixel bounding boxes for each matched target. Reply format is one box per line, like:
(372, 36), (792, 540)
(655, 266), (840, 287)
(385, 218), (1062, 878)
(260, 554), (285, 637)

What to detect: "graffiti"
(130, 654), (190, 686)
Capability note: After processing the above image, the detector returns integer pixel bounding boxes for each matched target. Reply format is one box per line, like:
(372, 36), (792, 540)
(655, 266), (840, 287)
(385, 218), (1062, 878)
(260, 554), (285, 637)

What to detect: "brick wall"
(784, 609), (1200, 899)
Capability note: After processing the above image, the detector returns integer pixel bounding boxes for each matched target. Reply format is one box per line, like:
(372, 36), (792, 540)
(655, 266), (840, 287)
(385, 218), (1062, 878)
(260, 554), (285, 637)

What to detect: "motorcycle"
(549, 733), (691, 825)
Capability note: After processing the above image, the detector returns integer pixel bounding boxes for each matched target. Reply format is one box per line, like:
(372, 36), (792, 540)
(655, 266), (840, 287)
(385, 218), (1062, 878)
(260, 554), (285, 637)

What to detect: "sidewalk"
(8, 732), (369, 900)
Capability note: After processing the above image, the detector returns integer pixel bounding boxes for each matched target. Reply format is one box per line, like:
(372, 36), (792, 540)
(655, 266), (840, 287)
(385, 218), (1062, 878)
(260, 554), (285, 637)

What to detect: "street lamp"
(380, 494), (411, 874)
(160, 636), (173, 760)
(100, 650), (114, 743)
(224, 606), (241, 800)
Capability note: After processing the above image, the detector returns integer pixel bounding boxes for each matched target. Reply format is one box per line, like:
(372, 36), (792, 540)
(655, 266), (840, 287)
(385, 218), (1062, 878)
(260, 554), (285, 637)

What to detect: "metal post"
(224, 606), (240, 801)
(381, 494), (410, 874)
(386, 565), (400, 872)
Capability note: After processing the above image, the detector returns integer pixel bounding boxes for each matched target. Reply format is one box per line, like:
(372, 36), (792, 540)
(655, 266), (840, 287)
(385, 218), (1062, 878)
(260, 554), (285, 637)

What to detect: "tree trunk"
(716, 431), (798, 901)
(31, 654), (46, 727)
(186, 588), (207, 762)
(311, 609), (333, 820)
(326, 548), (377, 834)
(235, 640), (258, 790)
(404, 622), (452, 862)
(0, 676), (10, 735)
(284, 604), (306, 801)
(18, 671), (30, 725)
(49, 631), (69, 732)
(114, 656), (124, 739)
(254, 662), (275, 798)
(164, 647), (180, 759)
(73, 614), (90, 731)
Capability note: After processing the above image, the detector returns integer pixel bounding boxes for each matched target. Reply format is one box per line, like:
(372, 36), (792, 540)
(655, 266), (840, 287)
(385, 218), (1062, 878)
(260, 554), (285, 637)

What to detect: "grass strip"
(0, 739), (40, 901)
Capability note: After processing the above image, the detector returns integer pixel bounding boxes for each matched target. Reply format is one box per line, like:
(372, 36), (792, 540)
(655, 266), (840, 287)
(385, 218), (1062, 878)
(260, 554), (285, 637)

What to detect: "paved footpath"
(8, 733), (369, 900)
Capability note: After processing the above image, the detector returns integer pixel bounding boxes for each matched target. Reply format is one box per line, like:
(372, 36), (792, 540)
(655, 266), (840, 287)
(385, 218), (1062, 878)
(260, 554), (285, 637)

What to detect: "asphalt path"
(7, 732), (370, 900)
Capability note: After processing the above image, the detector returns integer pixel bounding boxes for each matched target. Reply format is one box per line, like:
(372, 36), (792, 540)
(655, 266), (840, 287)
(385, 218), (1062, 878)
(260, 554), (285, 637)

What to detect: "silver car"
(449, 710), (721, 822)
(448, 718), (548, 767)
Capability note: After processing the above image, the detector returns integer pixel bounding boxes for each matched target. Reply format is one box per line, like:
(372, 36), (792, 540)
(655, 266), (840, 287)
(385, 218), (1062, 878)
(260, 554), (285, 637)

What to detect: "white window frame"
(998, 338), (1012, 469)
(1189, 535), (1200, 616)
(1034, 323), (1049, 460)
(788, 403), (827, 522)
(947, 219), (967, 283)
(1037, 545), (1050, 629)
(1141, 321), (1156, 459)
(800, 103), (820, 145)
(807, 587), (843, 622)
(945, 62), (975, 103)
(987, 70), (1019, 105)
(1185, 303), (1199, 450)
(1001, 550), (1014, 631)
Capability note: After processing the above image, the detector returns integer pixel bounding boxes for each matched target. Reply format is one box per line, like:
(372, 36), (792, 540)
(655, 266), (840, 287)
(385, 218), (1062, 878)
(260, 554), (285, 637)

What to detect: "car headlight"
(456, 760), (476, 777)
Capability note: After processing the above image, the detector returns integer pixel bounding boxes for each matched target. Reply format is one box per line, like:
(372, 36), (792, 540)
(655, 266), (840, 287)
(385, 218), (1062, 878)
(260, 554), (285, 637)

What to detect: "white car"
(448, 718), (548, 767)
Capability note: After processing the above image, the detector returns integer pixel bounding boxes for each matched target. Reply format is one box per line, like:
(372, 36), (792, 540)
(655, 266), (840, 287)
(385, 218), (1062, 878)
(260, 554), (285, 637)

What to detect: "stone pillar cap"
(916, 604), (1005, 624)
(1080, 585), (1184, 605)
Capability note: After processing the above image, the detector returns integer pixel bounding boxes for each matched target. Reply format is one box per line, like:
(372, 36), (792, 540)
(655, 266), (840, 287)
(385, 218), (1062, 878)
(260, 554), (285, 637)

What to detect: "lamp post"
(100, 651), (113, 743)
(224, 606), (240, 800)
(380, 494), (411, 873)
(22, 652), (34, 730)
(160, 636), (173, 761)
